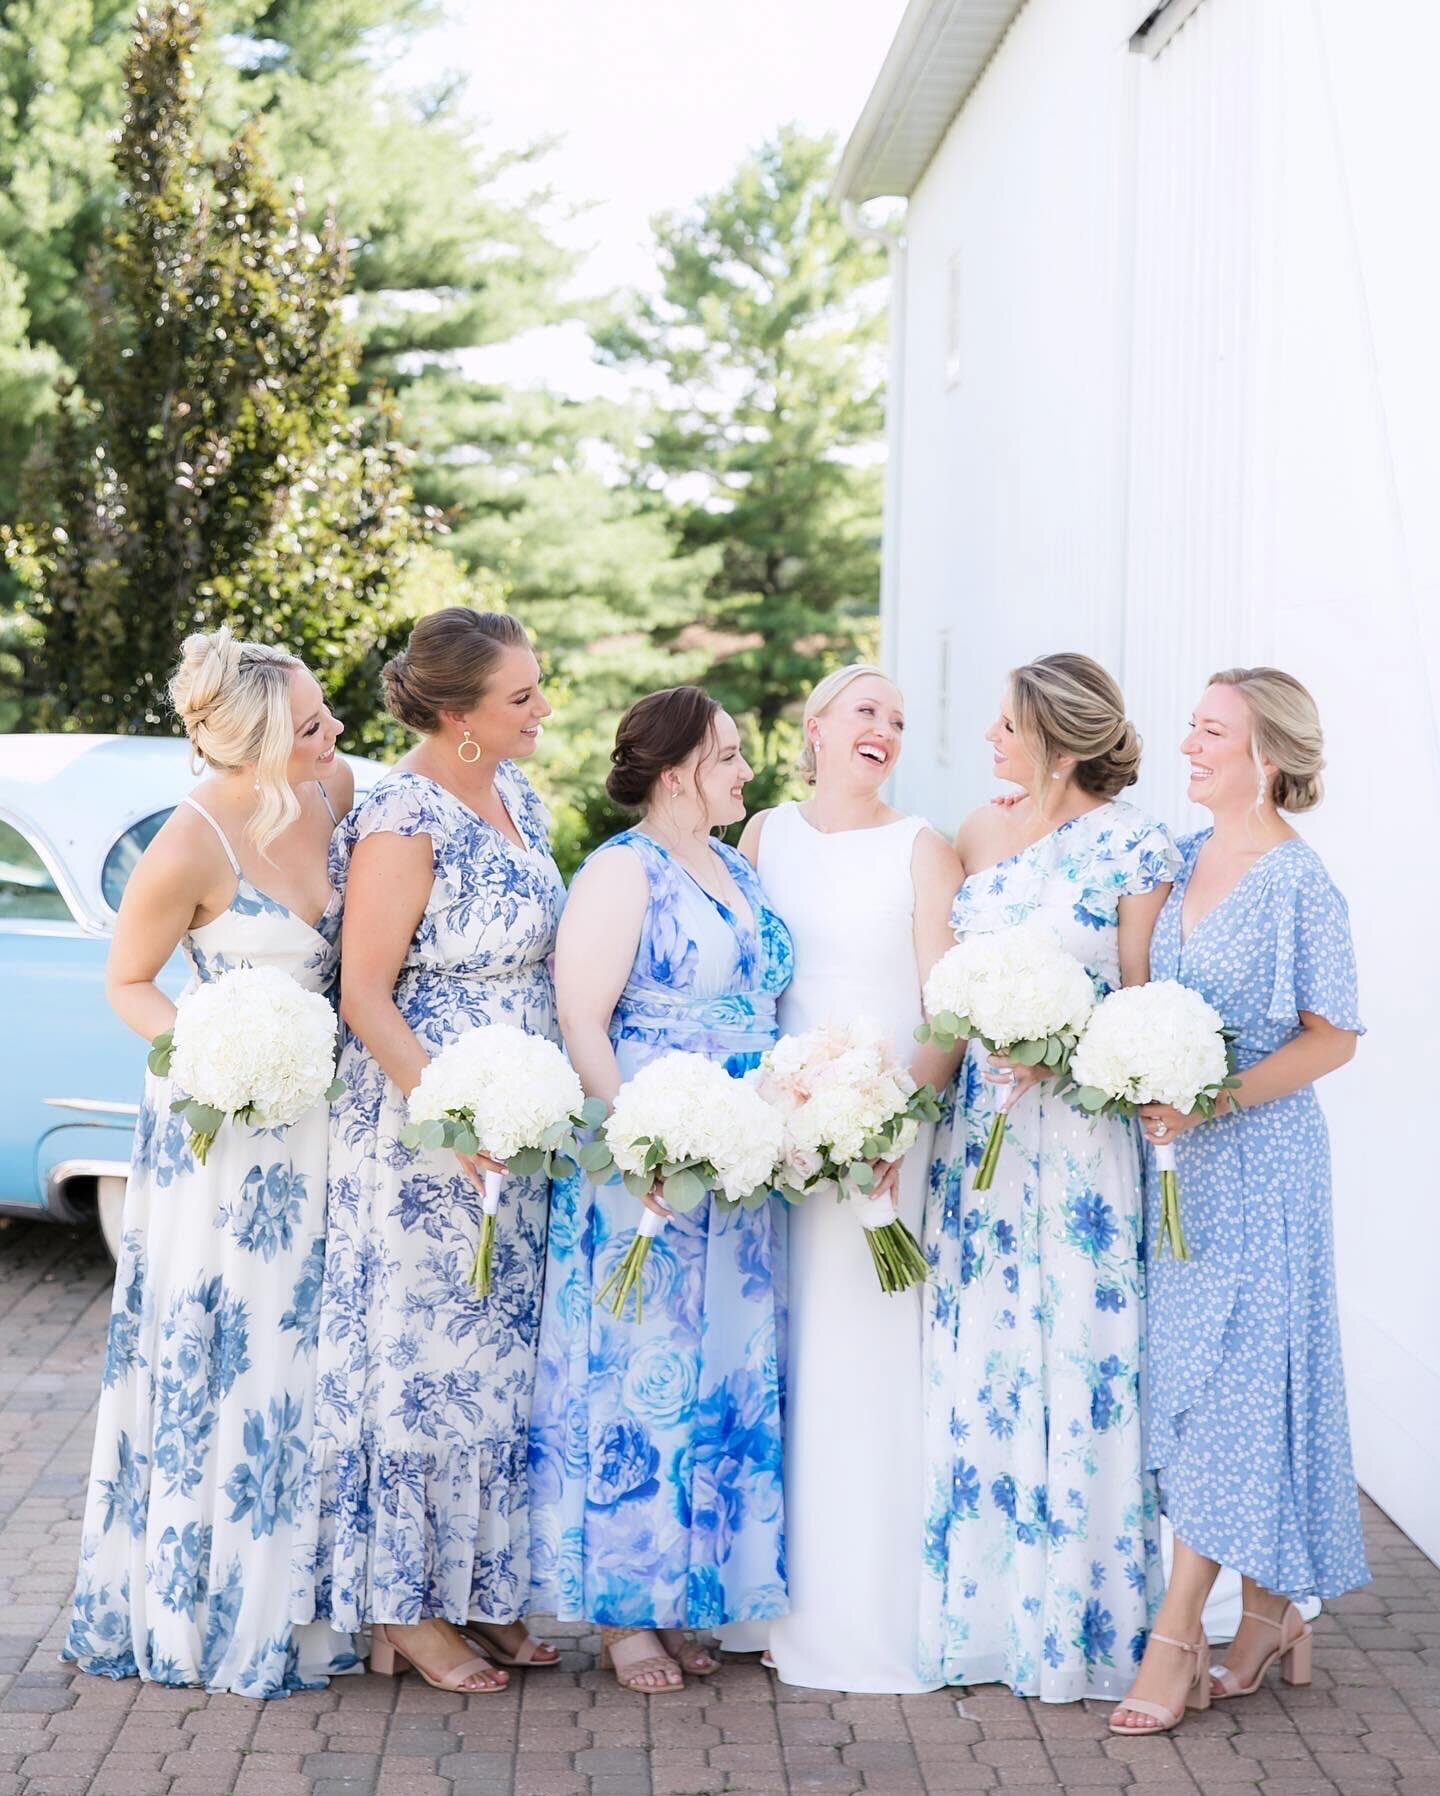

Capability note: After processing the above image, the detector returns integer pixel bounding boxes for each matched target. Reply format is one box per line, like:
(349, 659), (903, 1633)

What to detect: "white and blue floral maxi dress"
(64, 791), (359, 1699)
(291, 765), (564, 1631)
(527, 830), (795, 1630)
(920, 801), (1178, 1702)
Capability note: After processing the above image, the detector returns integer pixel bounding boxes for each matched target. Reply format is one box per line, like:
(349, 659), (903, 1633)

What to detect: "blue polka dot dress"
(1145, 833), (1368, 1600)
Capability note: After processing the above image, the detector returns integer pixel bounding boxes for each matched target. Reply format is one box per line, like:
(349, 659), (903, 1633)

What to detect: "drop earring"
(458, 730), (481, 765)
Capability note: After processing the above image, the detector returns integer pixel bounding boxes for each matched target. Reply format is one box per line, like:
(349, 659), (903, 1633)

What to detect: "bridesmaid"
(922, 653), (1177, 1703)
(727, 665), (964, 1692)
(293, 608), (563, 1693)
(528, 686), (794, 1693)
(1111, 668), (1366, 1737)
(64, 628), (357, 1698)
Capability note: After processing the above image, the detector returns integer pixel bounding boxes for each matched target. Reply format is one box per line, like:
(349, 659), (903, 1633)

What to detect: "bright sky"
(397, 0), (909, 392)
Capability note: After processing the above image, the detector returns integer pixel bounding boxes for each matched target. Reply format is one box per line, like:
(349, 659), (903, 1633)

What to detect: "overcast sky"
(397, 0), (909, 390)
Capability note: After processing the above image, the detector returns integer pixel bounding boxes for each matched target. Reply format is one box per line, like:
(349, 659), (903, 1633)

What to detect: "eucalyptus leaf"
(578, 1141), (616, 1174)
(324, 1078), (345, 1103)
(914, 1022), (933, 1044)
(507, 1147), (545, 1176)
(420, 1118), (448, 1150)
(579, 1097), (609, 1128)
(186, 1102), (225, 1134)
(662, 1168), (706, 1210)
(849, 1162), (876, 1193)
(452, 1127), (479, 1157)
(622, 1172), (654, 1198)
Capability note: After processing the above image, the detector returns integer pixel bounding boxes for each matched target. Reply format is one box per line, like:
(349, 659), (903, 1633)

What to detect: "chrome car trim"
(45, 1098), (142, 1119)
(0, 802), (97, 930)
(41, 1157), (130, 1224)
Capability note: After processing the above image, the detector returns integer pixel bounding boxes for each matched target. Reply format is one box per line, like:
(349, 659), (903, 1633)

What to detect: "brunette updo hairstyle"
(382, 607), (531, 733)
(1209, 666), (1325, 813)
(1010, 652), (1142, 800)
(606, 686), (721, 812)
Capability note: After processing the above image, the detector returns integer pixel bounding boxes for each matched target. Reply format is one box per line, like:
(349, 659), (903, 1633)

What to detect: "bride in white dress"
(722, 666), (964, 1692)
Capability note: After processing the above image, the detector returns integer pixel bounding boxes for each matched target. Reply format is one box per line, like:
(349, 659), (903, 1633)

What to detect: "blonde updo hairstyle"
(381, 607), (530, 734)
(798, 663), (895, 785)
(1209, 666), (1325, 813)
(169, 627), (304, 855)
(1009, 652), (1141, 801)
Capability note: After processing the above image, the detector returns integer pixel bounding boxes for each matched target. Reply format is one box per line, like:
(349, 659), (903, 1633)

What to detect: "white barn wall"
(886, 0), (1440, 1560)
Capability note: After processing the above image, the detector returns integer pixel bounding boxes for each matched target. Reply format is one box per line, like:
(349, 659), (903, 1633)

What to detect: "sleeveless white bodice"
(758, 802), (928, 1056)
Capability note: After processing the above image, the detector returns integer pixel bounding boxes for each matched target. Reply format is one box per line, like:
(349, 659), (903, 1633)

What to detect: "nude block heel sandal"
(367, 1623), (506, 1693)
(1109, 1631), (1211, 1736)
(1212, 1603), (1314, 1699)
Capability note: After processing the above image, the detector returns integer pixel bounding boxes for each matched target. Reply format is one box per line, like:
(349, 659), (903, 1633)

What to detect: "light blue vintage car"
(0, 735), (379, 1257)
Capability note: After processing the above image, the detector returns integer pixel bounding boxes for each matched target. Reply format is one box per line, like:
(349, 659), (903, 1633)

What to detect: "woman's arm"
(336, 831), (435, 1098)
(105, 818), (229, 1040)
(1140, 1012), (1357, 1141)
(554, 851), (647, 1107)
(910, 826), (967, 1093)
(1117, 885), (1171, 988)
(737, 809), (771, 870)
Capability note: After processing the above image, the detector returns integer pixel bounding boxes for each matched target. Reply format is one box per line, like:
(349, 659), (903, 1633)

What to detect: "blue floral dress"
(291, 765), (564, 1632)
(921, 800), (1177, 1702)
(527, 831), (794, 1630)
(64, 792), (358, 1699)
(1145, 833), (1368, 1599)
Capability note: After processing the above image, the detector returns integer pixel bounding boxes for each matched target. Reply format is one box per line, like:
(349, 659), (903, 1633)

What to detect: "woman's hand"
(455, 1149), (508, 1190)
(867, 1157), (903, 1209)
(1138, 1104), (1205, 1145)
(638, 1181), (675, 1222)
(984, 1053), (1049, 1105)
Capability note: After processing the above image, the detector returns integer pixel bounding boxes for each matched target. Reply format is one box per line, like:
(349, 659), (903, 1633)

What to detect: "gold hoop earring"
(458, 730), (481, 765)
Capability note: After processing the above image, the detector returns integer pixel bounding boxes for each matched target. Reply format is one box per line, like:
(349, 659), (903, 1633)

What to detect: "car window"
(0, 819), (73, 922)
(101, 809), (174, 912)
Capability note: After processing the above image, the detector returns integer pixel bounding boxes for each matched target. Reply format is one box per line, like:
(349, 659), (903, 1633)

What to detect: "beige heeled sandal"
(369, 1621), (508, 1693)
(1109, 1630), (1212, 1736)
(599, 1626), (684, 1694)
(1211, 1603), (1313, 1699)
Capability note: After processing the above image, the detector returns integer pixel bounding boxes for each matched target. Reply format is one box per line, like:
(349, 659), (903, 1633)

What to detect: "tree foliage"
(600, 127), (888, 806)
(3, 1), (449, 735)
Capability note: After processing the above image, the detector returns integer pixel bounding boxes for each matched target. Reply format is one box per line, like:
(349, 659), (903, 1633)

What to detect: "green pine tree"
(2, 0), (452, 734)
(599, 127), (889, 808)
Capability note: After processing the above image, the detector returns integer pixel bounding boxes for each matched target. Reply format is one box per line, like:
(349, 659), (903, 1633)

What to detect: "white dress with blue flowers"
(1145, 834), (1368, 1600)
(64, 792), (358, 1699)
(291, 766), (564, 1632)
(920, 800), (1177, 1702)
(527, 830), (794, 1631)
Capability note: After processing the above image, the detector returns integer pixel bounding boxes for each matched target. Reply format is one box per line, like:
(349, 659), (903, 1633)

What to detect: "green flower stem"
(595, 1236), (654, 1322)
(973, 1112), (1007, 1191)
(469, 1212), (497, 1297)
(1160, 1169), (1189, 1261)
(862, 1219), (929, 1294)
(191, 1130), (217, 1165)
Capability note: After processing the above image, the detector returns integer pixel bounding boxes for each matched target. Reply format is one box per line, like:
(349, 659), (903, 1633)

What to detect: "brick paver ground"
(2, 1217), (1437, 1796)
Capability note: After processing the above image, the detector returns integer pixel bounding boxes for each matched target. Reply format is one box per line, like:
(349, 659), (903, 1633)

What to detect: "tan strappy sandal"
(460, 1620), (561, 1668)
(599, 1626), (683, 1694)
(369, 1621), (508, 1692)
(1109, 1629), (1211, 1736)
(660, 1629), (720, 1675)
(1211, 1603), (1313, 1699)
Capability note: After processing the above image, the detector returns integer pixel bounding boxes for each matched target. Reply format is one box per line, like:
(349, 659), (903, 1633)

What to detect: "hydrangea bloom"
(604, 1050), (784, 1206)
(408, 1023), (585, 1160)
(923, 921), (1096, 1050)
(1069, 981), (1229, 1111)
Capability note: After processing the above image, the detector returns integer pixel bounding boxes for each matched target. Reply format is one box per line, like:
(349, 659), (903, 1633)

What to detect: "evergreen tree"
(600, 128), (889, 806)
(2, 0), (450, 734)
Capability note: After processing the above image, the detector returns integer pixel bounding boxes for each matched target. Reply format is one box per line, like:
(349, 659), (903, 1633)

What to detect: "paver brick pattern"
(2, 1218), (1436, 1796)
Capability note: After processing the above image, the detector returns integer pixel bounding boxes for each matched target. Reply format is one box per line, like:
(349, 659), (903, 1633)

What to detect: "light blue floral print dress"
(291, 765), (564, 1632)
(921, 800), (1178, 1702)
(64, 791), (359, 1699)
(1145, 834), (1368, 1599)
(527, 830), (794, 1630)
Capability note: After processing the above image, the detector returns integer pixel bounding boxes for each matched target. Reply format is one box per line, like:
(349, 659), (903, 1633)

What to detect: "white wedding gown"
(721, 802), (942, 1692)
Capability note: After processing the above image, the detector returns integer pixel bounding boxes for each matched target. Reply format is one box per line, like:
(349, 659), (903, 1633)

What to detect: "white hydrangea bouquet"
(148, 964), (344, 1165)
(916, 922), (1096, 1190)
(758, 1021), (939, 1293)
(1067, 981), (1237, 1260)
(401, 1024), (609, 1296)
(596, 1050), (785, 1322)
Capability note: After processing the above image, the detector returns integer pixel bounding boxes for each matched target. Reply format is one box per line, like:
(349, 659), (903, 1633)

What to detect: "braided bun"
(1075, 716), (1142, 799)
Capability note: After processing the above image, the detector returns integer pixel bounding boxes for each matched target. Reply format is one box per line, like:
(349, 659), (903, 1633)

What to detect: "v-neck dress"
(64, 790), (359, 1698)
(527, 829), (795, 1629)
(291, 764), (566, 1632)
(1144, 833), (1368, 1599)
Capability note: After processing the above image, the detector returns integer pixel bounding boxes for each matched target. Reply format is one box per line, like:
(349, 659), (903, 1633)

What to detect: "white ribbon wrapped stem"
(482, 1168), (503, 1217)
(856, 1191), (900, 1232)
(1153, 1141), (1177, 1176)
(637, 1206), (666, 1239)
